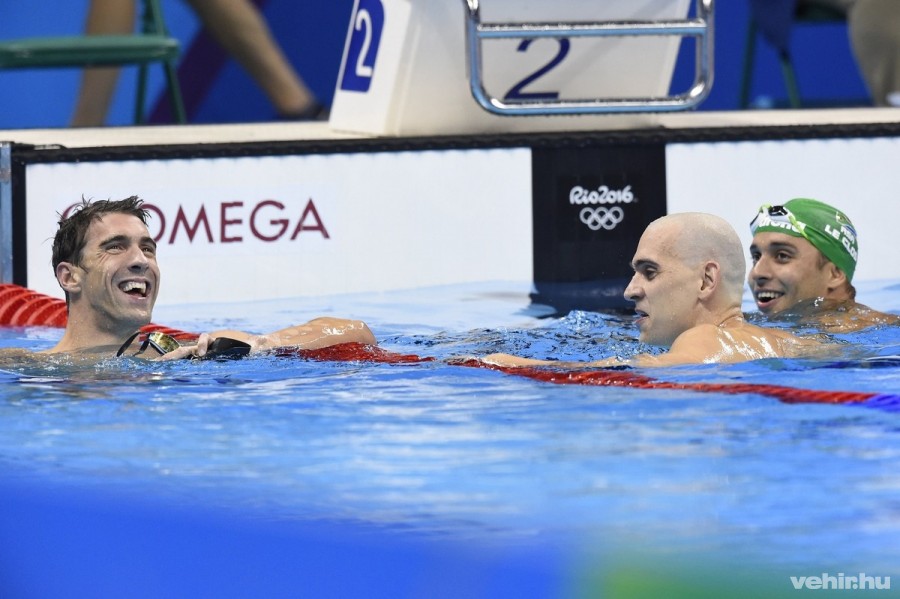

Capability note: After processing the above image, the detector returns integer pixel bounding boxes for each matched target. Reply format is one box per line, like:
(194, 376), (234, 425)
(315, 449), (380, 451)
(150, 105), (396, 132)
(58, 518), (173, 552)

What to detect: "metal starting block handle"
(462, 0), (715, 115)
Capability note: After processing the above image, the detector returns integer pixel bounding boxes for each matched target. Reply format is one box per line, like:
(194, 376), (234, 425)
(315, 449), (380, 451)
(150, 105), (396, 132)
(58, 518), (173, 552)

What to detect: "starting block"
(329, 0), (713, 136)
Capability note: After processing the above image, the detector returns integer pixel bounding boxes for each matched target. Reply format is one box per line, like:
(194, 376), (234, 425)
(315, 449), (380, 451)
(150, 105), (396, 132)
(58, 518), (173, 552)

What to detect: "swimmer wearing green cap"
(748, 198), (898, 331)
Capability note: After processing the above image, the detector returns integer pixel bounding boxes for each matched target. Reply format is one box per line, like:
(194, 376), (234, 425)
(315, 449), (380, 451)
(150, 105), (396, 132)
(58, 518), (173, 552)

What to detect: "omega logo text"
(63, 198), (330, 244)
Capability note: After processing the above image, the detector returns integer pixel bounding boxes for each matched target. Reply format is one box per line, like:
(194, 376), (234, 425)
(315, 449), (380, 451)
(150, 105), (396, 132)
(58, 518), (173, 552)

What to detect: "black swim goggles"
(116, 330), (182, 358)
(116, 330), (251, 360)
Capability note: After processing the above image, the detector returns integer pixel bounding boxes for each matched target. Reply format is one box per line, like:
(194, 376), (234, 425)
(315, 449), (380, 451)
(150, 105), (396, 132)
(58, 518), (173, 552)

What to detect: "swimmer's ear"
(699, 261), (719, 298)
(825, 261), (847, 292)
(55, 262), (83, 294)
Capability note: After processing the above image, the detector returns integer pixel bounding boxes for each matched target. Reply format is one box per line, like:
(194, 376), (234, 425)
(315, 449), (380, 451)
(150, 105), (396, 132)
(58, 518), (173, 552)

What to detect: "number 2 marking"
(354, 9), (374, 78)
(504, 38), (571, 101)
(339, 0), (383, 92)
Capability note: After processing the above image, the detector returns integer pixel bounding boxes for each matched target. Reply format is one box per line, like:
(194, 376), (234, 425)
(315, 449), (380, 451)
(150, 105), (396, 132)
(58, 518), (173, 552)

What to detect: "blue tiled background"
(0, 0), (869, 128)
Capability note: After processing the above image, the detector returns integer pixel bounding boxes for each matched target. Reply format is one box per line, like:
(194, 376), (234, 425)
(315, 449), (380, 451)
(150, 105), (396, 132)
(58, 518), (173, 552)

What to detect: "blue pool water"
(1, 281), (899, 597)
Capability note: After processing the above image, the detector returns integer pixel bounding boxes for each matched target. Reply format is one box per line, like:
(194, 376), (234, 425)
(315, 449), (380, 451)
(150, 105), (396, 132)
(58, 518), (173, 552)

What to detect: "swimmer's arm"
(247, 318), (376, 352)
(476, 352), (699, 369)
(158, 317), (376, 360)
(478, 353), (626, 368)
(479, 326), (724, 369)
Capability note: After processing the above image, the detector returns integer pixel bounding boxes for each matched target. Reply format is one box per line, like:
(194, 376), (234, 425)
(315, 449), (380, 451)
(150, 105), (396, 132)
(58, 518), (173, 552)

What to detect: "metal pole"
(0, 142), (12, 284)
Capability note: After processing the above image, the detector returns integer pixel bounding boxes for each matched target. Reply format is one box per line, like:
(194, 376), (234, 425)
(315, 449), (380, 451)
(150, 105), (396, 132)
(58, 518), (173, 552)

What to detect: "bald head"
(645, 213), (746, 305)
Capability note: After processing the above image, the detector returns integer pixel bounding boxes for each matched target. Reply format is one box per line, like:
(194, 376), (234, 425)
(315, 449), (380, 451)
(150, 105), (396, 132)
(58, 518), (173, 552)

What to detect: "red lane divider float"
(290, 344), (898, 408)
(0, 284), (197, 342)
(279, 343), (434, 365)
(453, 359), (891, 407)
(0, 284), (67, 328)
(2, 284), (896, 409)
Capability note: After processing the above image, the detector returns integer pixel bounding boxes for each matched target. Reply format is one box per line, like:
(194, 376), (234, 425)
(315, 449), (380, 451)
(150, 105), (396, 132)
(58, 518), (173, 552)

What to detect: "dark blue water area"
(1, 282), (899, 597)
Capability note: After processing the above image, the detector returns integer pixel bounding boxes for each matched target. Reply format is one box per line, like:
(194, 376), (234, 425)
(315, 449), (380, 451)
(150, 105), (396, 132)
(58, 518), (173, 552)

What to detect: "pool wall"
(3, 111), (900, 314)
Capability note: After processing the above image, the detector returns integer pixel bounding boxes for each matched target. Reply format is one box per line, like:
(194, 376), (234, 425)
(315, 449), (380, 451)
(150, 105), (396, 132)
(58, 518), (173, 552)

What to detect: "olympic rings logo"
(579, 206), (624, 231)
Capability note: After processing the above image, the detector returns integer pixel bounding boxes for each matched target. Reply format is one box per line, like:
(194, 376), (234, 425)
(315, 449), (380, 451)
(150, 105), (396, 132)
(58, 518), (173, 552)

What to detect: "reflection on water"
(1, 281), (899, 573)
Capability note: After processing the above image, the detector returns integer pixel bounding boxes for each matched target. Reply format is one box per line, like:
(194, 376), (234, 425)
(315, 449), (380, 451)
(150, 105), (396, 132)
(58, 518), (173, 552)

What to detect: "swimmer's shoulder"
(664, 324), (735, 363)
(798, 302), (900, 333)
(850, 303), (900, 326)
(727, 320), (819, 360)
(0, 347), (34, 361)
(0, 347), (57, 369)
(0, 345), (126, 367)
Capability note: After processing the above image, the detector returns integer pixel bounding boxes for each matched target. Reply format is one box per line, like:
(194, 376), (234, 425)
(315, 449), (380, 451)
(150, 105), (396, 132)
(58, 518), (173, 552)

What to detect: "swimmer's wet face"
(624, 219), (702, 347)
(748, 199), (858, 282)
(63, 212), (160, 334)
(747, 198), (858, 313)
(748, 232), (838, 314)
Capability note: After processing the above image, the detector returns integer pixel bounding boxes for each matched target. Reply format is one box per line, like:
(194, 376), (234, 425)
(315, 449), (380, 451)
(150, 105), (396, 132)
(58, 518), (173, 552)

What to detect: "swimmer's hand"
(154, 318), (376, 361)
(155, 333), (214, 361)
(156, 334), (252, 360)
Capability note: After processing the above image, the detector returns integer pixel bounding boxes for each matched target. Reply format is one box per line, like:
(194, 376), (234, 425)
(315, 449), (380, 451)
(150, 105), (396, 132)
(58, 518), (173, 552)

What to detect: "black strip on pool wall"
(10, 120), (900, 165)
(11, 156), (27, 288)
(530, 143), (667, 314)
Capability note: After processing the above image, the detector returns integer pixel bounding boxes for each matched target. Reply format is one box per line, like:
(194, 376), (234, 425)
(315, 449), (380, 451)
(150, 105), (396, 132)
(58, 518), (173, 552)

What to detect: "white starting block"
(329, 0), (713, 136)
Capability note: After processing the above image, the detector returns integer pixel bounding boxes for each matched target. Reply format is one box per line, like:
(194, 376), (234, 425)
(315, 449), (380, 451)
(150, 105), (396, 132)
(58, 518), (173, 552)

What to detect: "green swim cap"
(749, 198), (859, 281)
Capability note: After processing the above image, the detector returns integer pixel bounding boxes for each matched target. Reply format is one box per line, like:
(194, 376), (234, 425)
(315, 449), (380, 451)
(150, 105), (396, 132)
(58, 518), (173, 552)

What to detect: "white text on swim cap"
(756, 213), (801, 235)
(825, 223), (859, 262)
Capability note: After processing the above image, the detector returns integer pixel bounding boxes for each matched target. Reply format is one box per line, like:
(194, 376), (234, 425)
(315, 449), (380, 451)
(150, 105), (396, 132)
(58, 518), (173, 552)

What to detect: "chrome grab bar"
(462, 0), (714, 115)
